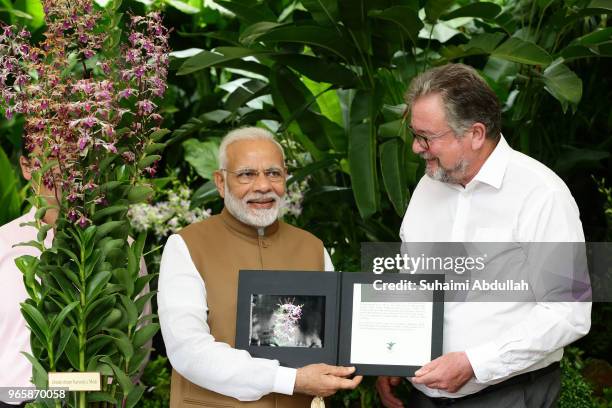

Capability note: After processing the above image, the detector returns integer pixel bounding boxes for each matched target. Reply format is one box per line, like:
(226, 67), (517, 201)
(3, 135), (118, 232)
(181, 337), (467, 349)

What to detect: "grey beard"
(422, 155), (469, 184)
(224, 185), (285, 228)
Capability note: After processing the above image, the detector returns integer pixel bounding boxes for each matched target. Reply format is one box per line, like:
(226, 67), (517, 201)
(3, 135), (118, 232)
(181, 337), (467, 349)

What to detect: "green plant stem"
(78, 230), (87, 408)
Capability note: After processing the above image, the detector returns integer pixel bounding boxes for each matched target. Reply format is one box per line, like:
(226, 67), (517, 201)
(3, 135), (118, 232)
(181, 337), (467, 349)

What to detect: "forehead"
(225, 138), (284, 168)
(410, 93), (447, 130)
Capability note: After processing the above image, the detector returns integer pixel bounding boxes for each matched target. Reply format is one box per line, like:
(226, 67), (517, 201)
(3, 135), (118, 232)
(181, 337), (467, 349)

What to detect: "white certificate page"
(350, 283), (433, 366)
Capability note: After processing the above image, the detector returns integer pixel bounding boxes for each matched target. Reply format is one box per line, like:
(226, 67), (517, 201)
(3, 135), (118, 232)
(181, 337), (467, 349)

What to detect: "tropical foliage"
(1, 0), (170, 406)
(1, 0), (611, 406)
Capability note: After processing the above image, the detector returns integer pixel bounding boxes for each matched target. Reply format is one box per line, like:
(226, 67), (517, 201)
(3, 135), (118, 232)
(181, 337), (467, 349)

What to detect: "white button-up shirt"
(0, 208), (53, 404)
(400, 136), (591, 398)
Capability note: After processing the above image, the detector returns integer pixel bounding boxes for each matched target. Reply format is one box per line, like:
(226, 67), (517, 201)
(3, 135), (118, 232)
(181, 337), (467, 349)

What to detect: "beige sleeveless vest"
(170, 208), (324, 408)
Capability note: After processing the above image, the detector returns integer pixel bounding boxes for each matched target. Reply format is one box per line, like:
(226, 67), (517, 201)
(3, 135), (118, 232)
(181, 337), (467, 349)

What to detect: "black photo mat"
(235, 270), (444, 375)
(235, 271), (339, 368)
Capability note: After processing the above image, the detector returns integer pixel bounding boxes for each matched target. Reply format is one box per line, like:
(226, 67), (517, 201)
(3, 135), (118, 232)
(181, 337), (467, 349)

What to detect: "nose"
(252, 171), (272, 193)
(412, 137), (426, 155)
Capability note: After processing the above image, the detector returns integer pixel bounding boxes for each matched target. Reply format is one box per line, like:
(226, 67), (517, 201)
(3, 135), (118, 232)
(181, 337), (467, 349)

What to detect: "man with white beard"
(158, 127), (361, 408)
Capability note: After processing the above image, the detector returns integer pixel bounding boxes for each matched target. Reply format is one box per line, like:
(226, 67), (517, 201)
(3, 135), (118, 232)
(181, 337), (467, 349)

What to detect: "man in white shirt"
(376, 63), (591, 407)
(158, 127), (362, 407)
(1, 150), (151, 408)
(0, 151), (58, 408)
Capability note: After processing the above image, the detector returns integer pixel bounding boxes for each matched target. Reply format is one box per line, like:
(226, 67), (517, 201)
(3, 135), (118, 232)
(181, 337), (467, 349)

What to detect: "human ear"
(214, 170), (225, 198)
(470, 123), (487, 150)
(19, 156), (33, 181)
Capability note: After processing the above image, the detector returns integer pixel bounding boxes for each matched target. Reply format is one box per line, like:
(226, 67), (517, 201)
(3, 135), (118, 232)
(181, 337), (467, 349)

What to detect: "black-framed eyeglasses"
(220, 167), (286, 184)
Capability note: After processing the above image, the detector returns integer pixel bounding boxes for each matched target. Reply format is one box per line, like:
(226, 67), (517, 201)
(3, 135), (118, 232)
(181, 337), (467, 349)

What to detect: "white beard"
(224, 183), (285, 228)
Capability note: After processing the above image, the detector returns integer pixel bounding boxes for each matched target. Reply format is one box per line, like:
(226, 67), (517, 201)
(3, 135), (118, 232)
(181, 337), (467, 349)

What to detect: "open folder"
(235, 270), (444, 376)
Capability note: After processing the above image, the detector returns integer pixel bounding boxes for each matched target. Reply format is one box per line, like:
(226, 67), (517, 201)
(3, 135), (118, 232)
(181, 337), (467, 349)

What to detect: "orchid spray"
(271, 299), (304, 347)
(1, 1), (170, 407)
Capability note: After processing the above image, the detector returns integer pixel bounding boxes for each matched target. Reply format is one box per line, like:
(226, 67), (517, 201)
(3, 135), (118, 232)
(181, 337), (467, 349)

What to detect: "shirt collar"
(220, 207), (279, 238)
(469, 135), (512, 190)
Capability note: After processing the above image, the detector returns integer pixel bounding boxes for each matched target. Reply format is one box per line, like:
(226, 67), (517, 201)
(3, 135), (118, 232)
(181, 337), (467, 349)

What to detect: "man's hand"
(376, 376), (404, 408)
(294, 364), (363, 397)
(410, 351), (474, 393)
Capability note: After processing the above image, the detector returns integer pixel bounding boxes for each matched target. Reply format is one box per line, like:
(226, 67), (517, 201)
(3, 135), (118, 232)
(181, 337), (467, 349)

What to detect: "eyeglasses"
(407, 126), (455, 150)
(221, 167), (286, 184)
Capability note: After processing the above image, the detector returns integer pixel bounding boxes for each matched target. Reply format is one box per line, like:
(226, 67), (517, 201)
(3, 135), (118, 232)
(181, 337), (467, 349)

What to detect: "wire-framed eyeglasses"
(220, 167), (286, 184)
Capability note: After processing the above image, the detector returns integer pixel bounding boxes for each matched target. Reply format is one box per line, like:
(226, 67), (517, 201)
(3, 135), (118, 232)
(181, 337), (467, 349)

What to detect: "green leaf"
(134, 291), (156, 315)
(16, 0), (44, 28)
(95, 221), (126, 239)
(255, 26), (355, 61)
(182, 139), (219, 180)
(587, 0), (612, 11)
(64, 332), (81, 370)
(177, 47), (273, 76)
(492, 38), (553, 65)
(84, 296), (115, 320)
(441, 2), (501, 20)
(88, 392), (118, 404)
(554, 146), (610, 174)
(380, 139), (409, 216)
(98, 180), (123, 192)
(191, 180), (220, 208)
(270, 66), (334, 155)
(0, 7), (32, 19)
(268, 54), (358, 88)
(150, 128), (171, 142)
(542, 59), (583, 109)
(465, 32), (506, 54)
(225, 79), (269, 112)
(348, 119), (378, 219)
(240, 21), (283, 45)
(570, 27), (612, 46)
(137, 154), (162, 170)
(132, 232), (146, 263)
(100, 356), (134, 395)
(97, 308), (123, 331)
(21, 303), (50, 345)
(54, 327), (74, 366)
(144, 142), (167, 154)
(301, 77), (344, 127)
(93, 205), (128, 221)
(21, 352), (48, 388)
(368, 6), (423, 46)
(49, 301), (79, 338)
(113, 268), (134, 298)
(165, 0), (199, 14)
(560, 45), (599, 60)
(125, 384), (145, 408)
(86, 271), (112, 302)
(302, 0), (340, 26)
(119, 294), (139, 328)
(107, 328), (134, 360)
(0, 145), (21, 225)
(37, 224), (53, 242)
(127, 186), (154, 203)
(133, 323), (160, 348)
(15, 255), (40, 302)
(425, 0), (455, 22)
(35, 207), (47, 221)
(214, 0), (276, 24)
